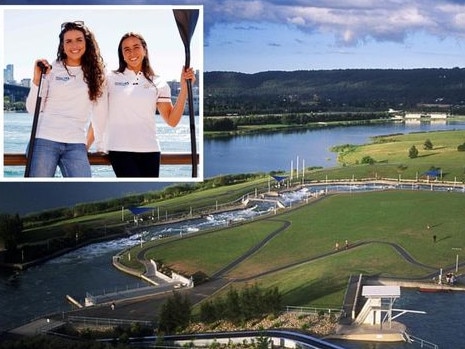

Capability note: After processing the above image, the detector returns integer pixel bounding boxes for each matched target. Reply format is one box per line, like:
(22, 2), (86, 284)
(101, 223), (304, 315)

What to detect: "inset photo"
(3, 5), (203, 181)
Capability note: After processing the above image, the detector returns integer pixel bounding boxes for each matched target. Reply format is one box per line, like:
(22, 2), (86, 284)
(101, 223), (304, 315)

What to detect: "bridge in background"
(4, 83), (29, 103)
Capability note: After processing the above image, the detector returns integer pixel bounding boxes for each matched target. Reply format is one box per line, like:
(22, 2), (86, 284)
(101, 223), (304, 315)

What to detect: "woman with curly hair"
(25, 21), (105, 177)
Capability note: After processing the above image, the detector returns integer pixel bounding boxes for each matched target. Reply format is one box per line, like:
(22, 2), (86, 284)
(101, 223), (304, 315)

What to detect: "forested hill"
(204, 68), (465, 116)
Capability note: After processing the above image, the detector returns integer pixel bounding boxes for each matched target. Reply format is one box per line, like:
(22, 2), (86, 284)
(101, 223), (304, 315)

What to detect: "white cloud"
(200, 0), (465, 46)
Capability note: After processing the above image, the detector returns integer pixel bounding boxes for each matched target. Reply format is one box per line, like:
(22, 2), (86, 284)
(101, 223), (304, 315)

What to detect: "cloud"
(233, 25), (263, 31)
(8, 0), (465, 46)
(199, 0), (465, 46)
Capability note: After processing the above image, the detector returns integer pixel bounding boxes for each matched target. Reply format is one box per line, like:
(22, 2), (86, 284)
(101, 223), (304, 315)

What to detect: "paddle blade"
(173, 9), (199, 49)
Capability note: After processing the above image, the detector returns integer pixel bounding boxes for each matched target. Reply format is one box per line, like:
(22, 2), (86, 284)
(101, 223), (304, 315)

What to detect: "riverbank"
(0, 230), (129, 271)
(4, 185), (465, 348)
(205, 117), (393, 138)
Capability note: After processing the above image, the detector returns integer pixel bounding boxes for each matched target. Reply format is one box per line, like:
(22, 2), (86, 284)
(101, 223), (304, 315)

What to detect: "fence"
(67, 315), (153, 327)
(285, 305), (343, 317)
(405, 333), (439, 349)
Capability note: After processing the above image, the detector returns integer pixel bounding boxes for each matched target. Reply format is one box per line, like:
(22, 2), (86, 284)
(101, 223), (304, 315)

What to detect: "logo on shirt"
(55, 76), (70, 81)
(115, 81), (130, 86)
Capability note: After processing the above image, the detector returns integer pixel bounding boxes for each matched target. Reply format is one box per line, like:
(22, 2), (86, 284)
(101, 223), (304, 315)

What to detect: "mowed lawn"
(327, 130), (464, 181)
(137, 190), (465, 307)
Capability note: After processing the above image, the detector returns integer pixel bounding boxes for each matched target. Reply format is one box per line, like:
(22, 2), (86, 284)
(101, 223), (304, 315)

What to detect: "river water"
(5, 113), (465, 179)
(3, 116), (465, 348)
(204, 119), (465, 178)
(3, 112), (199, 178)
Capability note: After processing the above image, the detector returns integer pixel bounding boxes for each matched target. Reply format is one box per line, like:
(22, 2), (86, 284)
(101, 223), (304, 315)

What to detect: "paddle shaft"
(24, 63), (47, 177)
(184, 50), (197, 178)
(173, 9), (199, 177)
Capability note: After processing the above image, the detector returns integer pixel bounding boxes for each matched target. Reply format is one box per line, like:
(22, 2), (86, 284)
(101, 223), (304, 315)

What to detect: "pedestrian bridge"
(242, 196), (286, 209)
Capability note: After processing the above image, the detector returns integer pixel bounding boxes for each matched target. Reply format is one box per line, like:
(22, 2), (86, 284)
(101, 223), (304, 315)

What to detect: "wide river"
(205, 119), (465, 178)
(2, 116), (465, 348)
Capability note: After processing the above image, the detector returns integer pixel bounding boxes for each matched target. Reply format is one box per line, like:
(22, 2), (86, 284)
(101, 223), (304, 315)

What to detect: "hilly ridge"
(204, 68), (465, 116)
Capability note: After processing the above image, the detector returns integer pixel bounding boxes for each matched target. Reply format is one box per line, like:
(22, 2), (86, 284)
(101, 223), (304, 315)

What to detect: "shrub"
(360, 156), (375, 164)
(408, 145), (419, 158)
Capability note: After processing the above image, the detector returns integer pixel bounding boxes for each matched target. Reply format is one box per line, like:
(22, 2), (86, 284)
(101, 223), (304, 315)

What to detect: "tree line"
(204, 111), (388, 132)
(158, 285), (282, 333)
(204, 68), (465, 117)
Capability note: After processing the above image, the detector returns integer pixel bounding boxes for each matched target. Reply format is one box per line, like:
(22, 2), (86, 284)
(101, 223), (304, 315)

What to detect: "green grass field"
(126, 189), (465, 308)
(332, 129), (465, 181)
(18, 129), (465, 309)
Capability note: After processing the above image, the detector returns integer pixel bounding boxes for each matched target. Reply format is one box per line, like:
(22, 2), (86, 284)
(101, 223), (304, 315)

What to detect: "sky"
(2, 4), (203, 83)
(3, 0), (465, 214)
(201, 0), (465, 72)
(5, 0), (465, 82)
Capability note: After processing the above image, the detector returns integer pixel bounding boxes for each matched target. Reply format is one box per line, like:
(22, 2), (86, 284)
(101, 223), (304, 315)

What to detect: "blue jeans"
(28, 138), (91, 177)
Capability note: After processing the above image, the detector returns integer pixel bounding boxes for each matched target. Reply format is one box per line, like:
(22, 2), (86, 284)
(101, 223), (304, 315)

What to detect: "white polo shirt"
(104, 69), (171, 152)
(26, 60), (95, 144)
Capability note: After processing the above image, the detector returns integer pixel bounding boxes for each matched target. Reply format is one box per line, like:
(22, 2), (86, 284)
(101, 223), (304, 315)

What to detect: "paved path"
(9, 318), (66, 336)
(72, 214), (458, 322)
(11, 202), (465, 333)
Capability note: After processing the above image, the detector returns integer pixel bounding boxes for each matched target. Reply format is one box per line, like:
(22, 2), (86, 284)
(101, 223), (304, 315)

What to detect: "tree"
(158, 292), (191, 334)
(199, 300), (217, 323)
(424, 139), (433, 150)
(360, 155), (375, 164)
(254, 330), (271, 349)
(224, 287), (241, 324)
(0, 214), (23, 250)
(199, 285), (283, 325)
(408, 145), (419, 159)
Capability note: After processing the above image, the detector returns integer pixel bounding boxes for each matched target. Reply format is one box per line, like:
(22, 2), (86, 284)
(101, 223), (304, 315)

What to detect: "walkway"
(65, 211), (465, 323)
(8, 318), (66, 337)
(9, 189), (465, 339)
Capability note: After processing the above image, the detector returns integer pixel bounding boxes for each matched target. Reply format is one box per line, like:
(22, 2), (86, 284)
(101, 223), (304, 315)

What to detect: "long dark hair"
(57, 21), (105, 102)
(115, 32), (155, 83)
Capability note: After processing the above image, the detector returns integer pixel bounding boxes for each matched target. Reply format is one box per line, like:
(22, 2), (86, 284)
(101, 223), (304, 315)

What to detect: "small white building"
(357, 285), (400, 328)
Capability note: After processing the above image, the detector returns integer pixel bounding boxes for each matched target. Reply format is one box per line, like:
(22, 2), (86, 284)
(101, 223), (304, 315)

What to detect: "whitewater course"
(8, 179), (465, 348)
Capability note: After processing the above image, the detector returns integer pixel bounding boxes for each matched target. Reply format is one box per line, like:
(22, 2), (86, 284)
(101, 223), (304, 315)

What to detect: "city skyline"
(3, 64), (31, 87)
(3, 62), (199, 88)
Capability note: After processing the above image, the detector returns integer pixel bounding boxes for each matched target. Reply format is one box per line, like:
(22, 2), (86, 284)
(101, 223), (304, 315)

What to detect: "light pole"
(452, 247), (462, 273)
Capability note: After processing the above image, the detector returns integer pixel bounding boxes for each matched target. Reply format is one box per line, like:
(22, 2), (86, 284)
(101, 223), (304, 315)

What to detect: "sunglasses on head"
(61, 21), (85, 31)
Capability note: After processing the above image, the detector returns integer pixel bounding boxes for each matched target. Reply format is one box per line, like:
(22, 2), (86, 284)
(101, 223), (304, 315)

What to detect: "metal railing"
(405, 333), (439, 348)
(285, 305), (343, 316)
(4, 152), (198, 166)
(67, 315), (152, 327)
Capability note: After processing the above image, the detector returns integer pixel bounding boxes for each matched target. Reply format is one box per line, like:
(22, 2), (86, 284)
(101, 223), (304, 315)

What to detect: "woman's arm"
(25, 59), (52, 114)
(88, 78), (109, 152)
(157, 67), (196, 127)
(86, 123), (95, 151)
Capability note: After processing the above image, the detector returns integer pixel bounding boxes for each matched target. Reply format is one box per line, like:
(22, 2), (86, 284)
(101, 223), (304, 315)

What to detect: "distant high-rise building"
(4, 64), (14, 84)
(20, 78), (31, 88)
